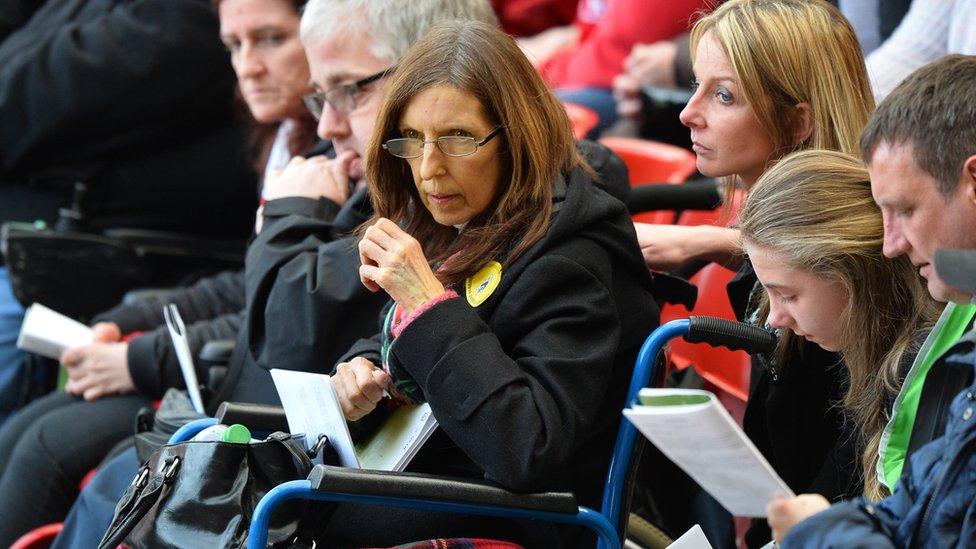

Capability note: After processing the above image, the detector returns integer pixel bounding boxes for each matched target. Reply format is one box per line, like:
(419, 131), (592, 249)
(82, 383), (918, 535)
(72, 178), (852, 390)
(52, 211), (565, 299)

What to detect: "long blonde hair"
(691, 0), (874, 197)
(739, 150), (939, 500)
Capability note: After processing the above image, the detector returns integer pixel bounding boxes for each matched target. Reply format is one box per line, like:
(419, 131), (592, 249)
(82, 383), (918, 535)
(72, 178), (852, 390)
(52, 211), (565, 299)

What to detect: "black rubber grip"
(685, 316), (777, 354)
(308, 465), (579, 515)
(214, 402), (289, 432)
(626, 179), (722, 214)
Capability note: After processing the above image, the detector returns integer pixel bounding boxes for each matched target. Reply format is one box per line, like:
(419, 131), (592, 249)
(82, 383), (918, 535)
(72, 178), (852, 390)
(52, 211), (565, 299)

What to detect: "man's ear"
(792, 103), (813, 146)
(963, 154), (976, 206)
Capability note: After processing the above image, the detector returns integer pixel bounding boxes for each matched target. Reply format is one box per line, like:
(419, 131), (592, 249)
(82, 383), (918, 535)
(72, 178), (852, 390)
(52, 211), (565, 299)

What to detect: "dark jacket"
(88, 140), (338, 398)
(325, 164), (659, 547)
(208, 185), (384, 408)
(0, 0), (256, 237)
(783, 330), (976, 548)
(729, 261), (854, 547)
(92, 270), (246, 398)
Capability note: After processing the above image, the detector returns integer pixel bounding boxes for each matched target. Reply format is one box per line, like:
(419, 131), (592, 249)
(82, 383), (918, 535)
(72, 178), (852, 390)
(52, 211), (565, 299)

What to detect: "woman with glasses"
(316, 20), (659, 547)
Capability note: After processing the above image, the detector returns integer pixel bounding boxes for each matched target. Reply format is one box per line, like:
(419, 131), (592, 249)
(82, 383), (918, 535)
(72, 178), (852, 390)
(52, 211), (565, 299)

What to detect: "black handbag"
(133, 388), (208, 463)
(97, 431), (327, 549)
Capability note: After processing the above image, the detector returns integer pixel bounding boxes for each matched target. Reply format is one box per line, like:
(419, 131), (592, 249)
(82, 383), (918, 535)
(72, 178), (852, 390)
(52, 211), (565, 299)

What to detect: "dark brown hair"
(860, 54), (976, 197)
(213, 0), (317, 171)
(364, 20), (585, 284)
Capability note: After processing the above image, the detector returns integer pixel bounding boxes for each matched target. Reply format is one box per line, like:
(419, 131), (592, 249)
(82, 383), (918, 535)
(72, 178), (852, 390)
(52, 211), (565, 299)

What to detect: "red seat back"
(659, 192), (750, 414)
(11, 523), (63, 549)
(598, 137), (698, 225)
(562, 102), (600, 141)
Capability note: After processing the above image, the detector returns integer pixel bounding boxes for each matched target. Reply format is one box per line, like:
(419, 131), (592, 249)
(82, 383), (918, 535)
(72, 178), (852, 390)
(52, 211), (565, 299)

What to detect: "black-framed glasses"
(382, 126), (504, 159)
(302, 66), (395, 119)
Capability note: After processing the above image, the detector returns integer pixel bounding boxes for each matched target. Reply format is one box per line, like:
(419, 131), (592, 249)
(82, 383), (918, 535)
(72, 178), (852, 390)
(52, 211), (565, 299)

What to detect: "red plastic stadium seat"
(598, 137), (698, 224)
(562, 102), (600, 140)
(658, 192), (750, 420)
(11, 523), (63, 549)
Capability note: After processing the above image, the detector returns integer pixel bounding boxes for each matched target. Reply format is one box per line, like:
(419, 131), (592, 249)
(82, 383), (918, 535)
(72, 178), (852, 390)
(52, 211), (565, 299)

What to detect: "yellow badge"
(465, 261), (502, 307)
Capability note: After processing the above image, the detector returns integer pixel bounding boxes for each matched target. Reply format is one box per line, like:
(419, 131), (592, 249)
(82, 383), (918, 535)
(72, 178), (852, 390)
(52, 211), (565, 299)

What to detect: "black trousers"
(0, 390), (150, 545)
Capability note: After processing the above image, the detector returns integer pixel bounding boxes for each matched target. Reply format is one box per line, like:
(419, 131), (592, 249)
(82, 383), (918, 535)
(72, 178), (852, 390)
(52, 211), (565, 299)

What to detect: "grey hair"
(299, 0), (498, 64)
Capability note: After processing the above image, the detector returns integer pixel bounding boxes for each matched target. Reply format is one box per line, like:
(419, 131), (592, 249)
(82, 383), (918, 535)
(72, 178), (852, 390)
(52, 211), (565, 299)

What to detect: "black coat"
(0, 0), (256, 237)
(209, 186), (386, 408)
(93, 270), (246, 398)
(325, 166), (659, 547)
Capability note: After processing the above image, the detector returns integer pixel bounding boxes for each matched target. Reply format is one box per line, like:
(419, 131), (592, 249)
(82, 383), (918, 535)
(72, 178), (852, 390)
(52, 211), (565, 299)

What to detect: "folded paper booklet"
(16, 303), (93, 360)
(271, 368), (438, 471)
(624, 388), (794, 517)
(667, 524), (713, 549)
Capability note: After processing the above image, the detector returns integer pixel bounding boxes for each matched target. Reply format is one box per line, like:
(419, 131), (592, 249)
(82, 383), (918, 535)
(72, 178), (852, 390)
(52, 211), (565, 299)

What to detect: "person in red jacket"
(491, 0), (577, 37)
(532, 0), (707, 136)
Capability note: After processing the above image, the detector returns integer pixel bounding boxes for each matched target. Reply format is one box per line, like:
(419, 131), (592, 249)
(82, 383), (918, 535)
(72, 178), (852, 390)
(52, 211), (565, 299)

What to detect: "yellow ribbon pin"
(465, 261), (502, 307)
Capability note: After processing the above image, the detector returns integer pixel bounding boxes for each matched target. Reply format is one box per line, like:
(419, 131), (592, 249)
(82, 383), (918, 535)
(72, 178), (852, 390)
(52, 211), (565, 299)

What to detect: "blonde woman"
(739, 150), (939, 502)
(636, 0), (874, 270)
(627, 1), (876, 545)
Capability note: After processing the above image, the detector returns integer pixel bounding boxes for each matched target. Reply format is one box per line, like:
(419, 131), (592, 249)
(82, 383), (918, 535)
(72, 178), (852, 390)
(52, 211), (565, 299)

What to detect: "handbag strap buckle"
(309, 434), (329, 458)
(131, 466), (150, 489)
(162, 457), (181, 482)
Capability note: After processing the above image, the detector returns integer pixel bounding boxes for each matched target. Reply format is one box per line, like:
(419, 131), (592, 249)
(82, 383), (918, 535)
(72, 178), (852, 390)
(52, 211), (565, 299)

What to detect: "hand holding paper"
(17, 303), (94, 359)
(62, 341), (133, 400)
(332, 357), (392, 421)
(271, 368), (437, 471)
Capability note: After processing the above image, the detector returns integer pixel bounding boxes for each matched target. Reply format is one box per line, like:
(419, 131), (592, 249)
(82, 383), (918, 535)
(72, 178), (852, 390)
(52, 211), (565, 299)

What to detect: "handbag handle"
(266, 431), (316, 474)
(96, 433), (314, 549)
(96, 457), (181, 549)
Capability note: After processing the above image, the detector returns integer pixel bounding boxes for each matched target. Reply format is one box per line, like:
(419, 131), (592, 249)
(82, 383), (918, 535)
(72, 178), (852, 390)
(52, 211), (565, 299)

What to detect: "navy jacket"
(784, 330), (976, 548)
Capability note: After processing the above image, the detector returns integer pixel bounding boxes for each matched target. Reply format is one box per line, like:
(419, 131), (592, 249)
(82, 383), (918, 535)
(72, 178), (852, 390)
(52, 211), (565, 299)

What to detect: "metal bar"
(168, 417), (219, 444)
(599, 319), (690, 545)
(247, 480), (619, 549)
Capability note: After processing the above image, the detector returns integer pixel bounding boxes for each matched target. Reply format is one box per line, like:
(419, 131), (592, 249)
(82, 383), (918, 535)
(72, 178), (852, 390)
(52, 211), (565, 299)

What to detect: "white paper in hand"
(16, 303), (94, 360)
(667, 525), (714, 549)
(270, 369), (359, 468)
(162, 304), (205, 414)
(625, 389), (793, 517)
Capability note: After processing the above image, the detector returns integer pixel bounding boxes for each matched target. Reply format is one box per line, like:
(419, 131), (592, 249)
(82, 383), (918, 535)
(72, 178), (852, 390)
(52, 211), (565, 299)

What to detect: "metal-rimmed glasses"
(382, 126), (504, 159)
(302, 66), (396, 119)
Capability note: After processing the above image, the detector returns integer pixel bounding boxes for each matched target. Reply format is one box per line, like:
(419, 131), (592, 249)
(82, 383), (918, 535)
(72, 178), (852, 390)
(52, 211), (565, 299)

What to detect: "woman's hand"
(634, 223), (742, 271)
(766, 494), (831, 542)
(358, 218), (446, 313)
(623, 41), (679, 89)
(332, 357), (392, 421)
(613, 41), (679, 118)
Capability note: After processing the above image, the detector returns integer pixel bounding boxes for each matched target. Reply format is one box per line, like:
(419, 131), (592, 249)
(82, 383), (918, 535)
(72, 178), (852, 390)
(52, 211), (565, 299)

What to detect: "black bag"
(98, 431), (324, 549)
(133, 388), (208, 463)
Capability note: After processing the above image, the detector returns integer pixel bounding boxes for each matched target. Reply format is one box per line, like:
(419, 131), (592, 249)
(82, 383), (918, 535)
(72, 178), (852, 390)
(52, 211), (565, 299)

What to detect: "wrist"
(392, 290), (459, 338)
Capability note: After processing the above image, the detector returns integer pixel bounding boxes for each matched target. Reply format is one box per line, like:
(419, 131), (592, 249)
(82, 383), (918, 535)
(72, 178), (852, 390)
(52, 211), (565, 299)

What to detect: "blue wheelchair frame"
(173, 318), (769, 548)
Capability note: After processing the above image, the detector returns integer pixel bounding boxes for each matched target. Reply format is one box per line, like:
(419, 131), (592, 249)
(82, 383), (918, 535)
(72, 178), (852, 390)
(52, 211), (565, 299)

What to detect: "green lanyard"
(877, 302), (976, 490)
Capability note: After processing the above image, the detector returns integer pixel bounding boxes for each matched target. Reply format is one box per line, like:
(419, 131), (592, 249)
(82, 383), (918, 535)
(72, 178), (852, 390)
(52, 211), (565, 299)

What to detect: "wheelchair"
(171, 316), (776, 549)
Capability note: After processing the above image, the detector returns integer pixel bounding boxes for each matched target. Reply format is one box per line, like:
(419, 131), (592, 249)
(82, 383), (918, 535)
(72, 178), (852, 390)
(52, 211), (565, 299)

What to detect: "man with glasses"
(46, 1), (499, 546)
(245, 0), (500, 401)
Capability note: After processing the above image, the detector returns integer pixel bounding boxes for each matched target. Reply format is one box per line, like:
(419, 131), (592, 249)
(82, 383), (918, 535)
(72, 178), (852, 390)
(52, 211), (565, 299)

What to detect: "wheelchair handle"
(685, 315), (777, 355)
